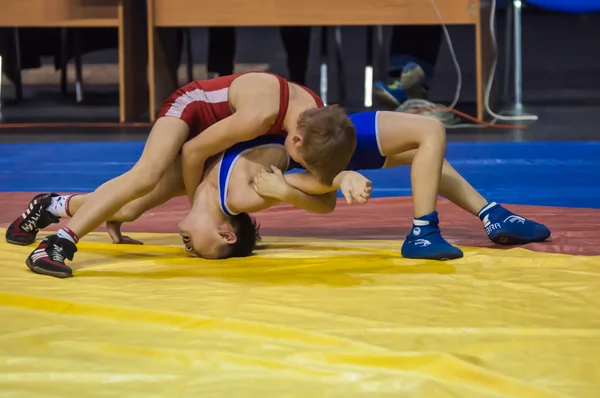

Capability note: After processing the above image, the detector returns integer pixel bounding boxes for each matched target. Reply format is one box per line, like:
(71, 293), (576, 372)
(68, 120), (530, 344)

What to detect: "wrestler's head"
(286, 104), (357, 186)
(179, 211), (261, 260)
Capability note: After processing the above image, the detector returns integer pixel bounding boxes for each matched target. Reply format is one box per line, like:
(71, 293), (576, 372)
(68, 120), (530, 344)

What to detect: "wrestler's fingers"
(353, 193), (367, 204)
(270, 165), (282, 174)
(342, 190), (353, 204)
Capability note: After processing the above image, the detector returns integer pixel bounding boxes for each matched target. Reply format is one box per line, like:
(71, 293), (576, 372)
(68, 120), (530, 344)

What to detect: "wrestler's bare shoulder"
(229, 73), (280, 97)
(228, 73), (282, 120)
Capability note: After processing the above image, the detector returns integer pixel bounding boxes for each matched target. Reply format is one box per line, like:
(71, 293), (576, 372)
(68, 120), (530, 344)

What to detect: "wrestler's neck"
(191, 183), (228, 224)
(282, 88), (318, 133)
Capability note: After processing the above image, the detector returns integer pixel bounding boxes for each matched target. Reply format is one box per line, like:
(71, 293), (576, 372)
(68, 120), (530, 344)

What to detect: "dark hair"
(218, 212), (261, 259)
(297, 105), (357, 186)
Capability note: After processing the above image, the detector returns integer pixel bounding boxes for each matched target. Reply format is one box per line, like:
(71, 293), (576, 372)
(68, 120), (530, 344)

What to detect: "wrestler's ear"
(291, 132), (304, 146)
(220, 231), (237, 244)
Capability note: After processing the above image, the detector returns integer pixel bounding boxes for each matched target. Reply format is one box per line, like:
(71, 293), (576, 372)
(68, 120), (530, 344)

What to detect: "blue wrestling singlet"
(218, 135), (289, 216)
(288, 111), (387, 172)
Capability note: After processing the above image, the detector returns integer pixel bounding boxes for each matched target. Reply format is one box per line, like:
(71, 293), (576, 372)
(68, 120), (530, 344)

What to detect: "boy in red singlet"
(8, 136), (370, 277)
(22, 72), (357, 277)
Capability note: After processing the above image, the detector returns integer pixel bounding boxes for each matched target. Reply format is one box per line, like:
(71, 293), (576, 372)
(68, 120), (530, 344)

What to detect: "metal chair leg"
(503, 2), (513, 101)
(364, 26), (374, 108)
(74, 28), (84, 103)
(13, 28), (23, 102)
(513, 0), (523, 110)
(334, 26), (346, 106)
(60, 28), (68, 97)
(320, 26), (328, 105)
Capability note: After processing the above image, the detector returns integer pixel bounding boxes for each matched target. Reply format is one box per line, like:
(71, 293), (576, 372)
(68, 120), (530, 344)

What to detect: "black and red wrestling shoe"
(26, 235), (77, 278)
(5, 193), (60, 246)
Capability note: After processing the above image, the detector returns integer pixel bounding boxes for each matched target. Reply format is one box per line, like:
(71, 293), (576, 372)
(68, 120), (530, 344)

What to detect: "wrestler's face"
(178, 213), (237, 259)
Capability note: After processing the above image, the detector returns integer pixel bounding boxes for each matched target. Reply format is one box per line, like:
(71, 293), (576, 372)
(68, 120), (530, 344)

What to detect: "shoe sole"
(490, 233), (551, 246)
(6, 238), (35, 246)
(402, 254), (464, 261)
(26, 257), (72, 278)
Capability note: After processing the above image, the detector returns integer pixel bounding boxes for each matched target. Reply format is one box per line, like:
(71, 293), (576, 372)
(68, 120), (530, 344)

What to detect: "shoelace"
(21, 210), (42, 233)
(51, 244), (65, 263)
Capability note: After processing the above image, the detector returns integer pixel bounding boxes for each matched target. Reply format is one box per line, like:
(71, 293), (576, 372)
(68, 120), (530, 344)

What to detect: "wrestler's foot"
(479, 202), (551, 245)
(5, 193), (60, 246)
(374, 62), (428, 107)
(401, 211), (464, 261)
(26, 234), (77, 278)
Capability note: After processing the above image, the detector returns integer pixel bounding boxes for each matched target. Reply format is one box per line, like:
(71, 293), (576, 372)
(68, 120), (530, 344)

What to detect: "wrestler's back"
(158, 72), (323, 141)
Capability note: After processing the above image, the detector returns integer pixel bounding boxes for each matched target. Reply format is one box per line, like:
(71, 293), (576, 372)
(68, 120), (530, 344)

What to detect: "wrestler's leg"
(25, 117), (189, 278)
(377, 111), (444, 218)
(375, 111), (462, 260)
(384, 151), (488, 215)
(382, 139), (551, 245)
(68, 156), (185, 223)
(64, 117), (188, 239)
(8, 157), (185, 247)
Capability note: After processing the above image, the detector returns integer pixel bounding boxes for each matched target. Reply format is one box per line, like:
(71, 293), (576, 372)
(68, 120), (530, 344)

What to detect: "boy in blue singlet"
(269, 111), (551, 260)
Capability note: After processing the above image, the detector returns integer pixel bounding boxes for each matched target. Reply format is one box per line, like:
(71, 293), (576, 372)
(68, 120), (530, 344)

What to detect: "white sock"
(46, 195), (73, 218)
(478, 202), (498, 218)
(413, 219), (430, 226)
(57, 228), (77, 244)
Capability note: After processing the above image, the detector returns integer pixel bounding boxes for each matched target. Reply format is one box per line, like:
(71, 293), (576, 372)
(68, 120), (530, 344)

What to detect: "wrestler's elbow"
(319, 192), (337, 214)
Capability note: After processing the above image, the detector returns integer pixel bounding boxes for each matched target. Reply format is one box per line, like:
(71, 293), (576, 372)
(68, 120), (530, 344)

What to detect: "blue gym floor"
(1, 140), (599, 209)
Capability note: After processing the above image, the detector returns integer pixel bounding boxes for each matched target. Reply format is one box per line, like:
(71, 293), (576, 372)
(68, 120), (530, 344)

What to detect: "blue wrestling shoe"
(479, 202), (551, 245)
(401, 211), (464, 261)
(374, 62), (428, 107)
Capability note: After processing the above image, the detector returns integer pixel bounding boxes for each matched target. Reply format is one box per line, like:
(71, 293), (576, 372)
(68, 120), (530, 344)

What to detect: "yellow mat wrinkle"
(1, 229), (599, 397)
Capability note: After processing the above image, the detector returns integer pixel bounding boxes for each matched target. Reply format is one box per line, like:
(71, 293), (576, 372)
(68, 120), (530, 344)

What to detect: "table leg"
(119, 0), (148, 122)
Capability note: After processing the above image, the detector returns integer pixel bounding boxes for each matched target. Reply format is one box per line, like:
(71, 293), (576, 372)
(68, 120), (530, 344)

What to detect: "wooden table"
(147, 0), (493, 121)
(0, 0), (147, 122)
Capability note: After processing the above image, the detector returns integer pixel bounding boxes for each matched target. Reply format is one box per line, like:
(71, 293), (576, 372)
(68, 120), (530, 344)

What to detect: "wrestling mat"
(2, 141), (600, 397)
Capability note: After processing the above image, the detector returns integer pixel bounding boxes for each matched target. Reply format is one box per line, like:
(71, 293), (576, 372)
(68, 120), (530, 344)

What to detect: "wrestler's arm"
(279, 187), (337, 214)
(284, 171), (355, 194)
(284, 170), (372, 204)
(229, 181), (337, 215)
(181, 76), (280, 201)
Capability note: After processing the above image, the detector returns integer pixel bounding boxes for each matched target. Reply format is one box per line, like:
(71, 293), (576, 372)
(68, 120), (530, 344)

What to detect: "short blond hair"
(297, 105), (357, 185)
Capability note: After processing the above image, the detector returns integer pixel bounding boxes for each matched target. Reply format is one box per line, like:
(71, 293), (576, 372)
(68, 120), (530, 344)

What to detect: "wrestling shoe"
(374, 62), (428, 107)
(26, 234), (77, 278)
(5, 193), (60, 246)
(401, 211), (464, 261)
(479, 202), (551, 245)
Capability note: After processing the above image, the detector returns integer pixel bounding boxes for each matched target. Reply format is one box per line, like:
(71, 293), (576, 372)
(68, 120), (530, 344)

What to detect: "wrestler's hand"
(252, 165), (290, 201)
(340, 171), (372, 204)
(106, 221), (144, 245)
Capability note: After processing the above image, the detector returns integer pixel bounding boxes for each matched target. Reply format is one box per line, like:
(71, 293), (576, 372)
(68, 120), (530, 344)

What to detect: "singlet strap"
(266, 75), (290, 134)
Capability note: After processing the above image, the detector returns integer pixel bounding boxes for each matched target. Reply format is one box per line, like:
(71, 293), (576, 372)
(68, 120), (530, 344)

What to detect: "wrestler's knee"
(420, 118), (446, 148)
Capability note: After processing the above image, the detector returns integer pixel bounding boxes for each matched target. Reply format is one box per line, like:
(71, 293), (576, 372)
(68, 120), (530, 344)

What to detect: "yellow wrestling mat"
(1, 229), (599, 397)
